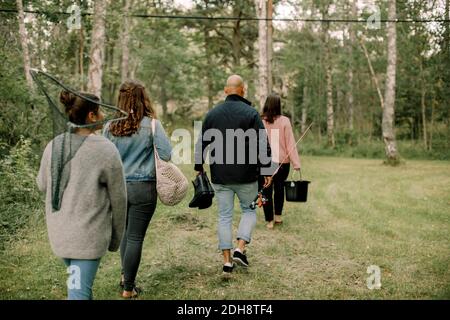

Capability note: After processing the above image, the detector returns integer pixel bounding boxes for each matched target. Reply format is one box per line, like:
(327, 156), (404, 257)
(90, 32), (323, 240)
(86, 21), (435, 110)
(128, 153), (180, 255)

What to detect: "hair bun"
(59, 90), (77, 110)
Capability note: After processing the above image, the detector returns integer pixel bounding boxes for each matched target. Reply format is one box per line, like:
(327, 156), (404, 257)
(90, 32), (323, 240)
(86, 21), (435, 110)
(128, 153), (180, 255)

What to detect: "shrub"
(0, 137), (42, 249)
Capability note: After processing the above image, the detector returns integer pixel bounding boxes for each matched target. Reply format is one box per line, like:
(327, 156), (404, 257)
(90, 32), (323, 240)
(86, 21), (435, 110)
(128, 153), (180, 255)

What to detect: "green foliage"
(276, 0), (449, 160)
(0, 137), (42, 249)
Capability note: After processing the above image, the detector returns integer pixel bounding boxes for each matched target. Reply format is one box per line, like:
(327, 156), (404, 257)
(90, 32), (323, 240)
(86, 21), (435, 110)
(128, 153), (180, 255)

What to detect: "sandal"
(274, 215), (282, 225)
(122, 286), (142, 299)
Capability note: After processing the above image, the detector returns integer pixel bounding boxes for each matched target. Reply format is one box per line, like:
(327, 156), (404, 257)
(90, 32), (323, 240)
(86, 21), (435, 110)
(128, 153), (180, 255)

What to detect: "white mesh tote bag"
(151, 119), (188, 206)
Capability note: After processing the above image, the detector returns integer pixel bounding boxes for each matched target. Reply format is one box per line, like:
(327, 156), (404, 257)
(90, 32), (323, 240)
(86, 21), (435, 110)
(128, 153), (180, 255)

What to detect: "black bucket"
(284, 180), (310, 202)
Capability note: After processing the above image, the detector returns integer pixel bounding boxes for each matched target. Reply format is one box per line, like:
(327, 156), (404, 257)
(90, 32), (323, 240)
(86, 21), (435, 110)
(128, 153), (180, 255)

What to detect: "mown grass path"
(1, 156), (449, 299)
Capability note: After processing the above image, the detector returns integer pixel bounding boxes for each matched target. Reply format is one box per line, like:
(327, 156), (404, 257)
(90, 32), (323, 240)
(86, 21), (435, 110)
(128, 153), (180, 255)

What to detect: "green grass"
(1, 157), (450, 300)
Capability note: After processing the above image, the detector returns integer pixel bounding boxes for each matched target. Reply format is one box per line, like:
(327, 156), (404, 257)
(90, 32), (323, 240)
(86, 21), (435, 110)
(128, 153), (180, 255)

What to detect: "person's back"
(36, 90), (127, 300)
(103, 80), (172, 299)
(263, 115), (301, 168)
(194, 75), (272, 277)
(103, 116), (171, 181)
(199, 94), (266, 184)
(259, 94), (301, 229)
(38, 134), (126, 259)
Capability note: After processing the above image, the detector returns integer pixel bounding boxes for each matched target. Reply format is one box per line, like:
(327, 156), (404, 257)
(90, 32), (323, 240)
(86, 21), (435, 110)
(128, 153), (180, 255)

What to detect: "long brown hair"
(261, 93), (281, 124)
(60, 90), (99, 125)
(109, 81), (156, 136)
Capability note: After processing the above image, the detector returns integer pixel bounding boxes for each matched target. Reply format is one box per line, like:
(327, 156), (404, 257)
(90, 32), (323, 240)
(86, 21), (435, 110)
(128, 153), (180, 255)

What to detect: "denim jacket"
(103, 116), (172, 182)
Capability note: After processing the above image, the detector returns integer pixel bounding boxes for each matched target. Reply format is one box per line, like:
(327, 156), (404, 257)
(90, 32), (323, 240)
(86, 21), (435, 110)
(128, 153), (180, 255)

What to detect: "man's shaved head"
(224, 74), (245, 97)
(226, 75), (244, 88)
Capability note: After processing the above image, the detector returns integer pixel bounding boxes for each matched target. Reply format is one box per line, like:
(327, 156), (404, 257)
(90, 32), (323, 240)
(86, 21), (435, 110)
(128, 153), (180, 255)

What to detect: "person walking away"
(194, 75), (273, 276)
(103, 81), (172, 298)
(259, 93), (301, 229)
(37, 90), (127, 300)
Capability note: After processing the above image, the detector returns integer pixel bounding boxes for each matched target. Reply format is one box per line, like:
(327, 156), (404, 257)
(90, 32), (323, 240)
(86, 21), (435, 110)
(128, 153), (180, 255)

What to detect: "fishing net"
(31, 69), (128, 212)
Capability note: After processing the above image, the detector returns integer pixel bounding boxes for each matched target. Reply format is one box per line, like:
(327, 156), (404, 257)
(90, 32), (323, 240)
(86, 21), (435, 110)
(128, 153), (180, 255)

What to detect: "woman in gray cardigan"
(37, 90), (127, 300)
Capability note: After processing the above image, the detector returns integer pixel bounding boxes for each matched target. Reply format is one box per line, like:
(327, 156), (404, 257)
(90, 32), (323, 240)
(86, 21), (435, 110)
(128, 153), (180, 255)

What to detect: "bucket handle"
(293, 168), (302, 181)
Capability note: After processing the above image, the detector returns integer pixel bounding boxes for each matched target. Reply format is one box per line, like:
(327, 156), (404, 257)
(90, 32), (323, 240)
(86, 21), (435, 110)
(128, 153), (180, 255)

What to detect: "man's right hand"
(263, 176), (272, 188)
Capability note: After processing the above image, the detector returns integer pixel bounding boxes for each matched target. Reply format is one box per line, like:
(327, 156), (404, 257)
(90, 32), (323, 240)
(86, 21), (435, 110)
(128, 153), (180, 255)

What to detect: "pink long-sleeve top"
(263, 115), (301, 169)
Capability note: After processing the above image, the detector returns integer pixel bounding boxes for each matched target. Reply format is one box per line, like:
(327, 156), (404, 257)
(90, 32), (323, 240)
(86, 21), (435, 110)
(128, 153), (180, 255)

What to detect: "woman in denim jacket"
(103, 81), (172, 298)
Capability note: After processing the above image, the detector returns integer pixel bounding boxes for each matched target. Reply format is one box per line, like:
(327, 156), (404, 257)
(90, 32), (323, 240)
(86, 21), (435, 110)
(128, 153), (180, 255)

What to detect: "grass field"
(1, 156), (449, 300)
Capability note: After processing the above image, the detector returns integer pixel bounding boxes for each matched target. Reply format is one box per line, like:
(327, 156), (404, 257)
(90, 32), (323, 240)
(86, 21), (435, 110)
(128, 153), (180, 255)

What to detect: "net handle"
(30, 68), (129, 129)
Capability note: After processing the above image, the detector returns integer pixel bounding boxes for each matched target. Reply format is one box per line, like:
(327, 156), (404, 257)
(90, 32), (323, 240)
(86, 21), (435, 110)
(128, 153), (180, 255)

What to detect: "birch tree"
(121, 0), (131, 83)
(16, 0), (33, 91)
(382, 0), (400, 164)
(347, 0), (356, 131)
(87, 0), (107, 98)
(255, 0), (268, 110)
(324, 21), (335, 148)
(267, 0), (273, 92)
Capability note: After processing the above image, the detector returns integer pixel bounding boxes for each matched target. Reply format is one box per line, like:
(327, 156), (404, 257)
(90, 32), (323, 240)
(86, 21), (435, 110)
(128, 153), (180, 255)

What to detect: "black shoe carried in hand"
(189, 171), (214, 209)
(232, 250), (249, 267)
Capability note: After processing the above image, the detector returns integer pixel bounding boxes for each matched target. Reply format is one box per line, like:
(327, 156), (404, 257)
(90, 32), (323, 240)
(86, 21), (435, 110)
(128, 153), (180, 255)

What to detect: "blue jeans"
(63, 258), (101, 300)
(212, 182), (258, 250)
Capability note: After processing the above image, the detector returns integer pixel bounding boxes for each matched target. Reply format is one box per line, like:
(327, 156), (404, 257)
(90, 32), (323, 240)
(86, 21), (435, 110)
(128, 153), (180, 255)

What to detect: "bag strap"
(151, 119), (160, 171)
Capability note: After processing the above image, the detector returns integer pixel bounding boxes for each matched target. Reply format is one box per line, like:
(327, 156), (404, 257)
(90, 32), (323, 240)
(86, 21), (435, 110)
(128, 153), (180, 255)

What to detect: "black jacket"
(194, 94), (272, 184)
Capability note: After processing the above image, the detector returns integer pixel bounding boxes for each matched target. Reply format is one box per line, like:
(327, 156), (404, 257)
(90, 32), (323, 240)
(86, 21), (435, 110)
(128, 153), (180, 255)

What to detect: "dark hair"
(60, 90), (100, 125)
(109, 80), (156, 137)
(261, 93), (281, 124)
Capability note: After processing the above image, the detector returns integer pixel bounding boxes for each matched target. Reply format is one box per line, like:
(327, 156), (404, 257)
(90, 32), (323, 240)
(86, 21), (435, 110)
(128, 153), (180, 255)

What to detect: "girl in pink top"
(258, 94), (301, 229)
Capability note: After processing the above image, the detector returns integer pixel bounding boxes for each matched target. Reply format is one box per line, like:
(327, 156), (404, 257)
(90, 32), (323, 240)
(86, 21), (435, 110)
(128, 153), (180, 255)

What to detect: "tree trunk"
(204, 27), (214, 110)
(255, 0), (268, 110)
(291, 104), (296, 127)
(326, 64), (334, 148)
(267, 0), (273, 92)
(16, 0), (34, 91)
(247, 41), (256, 103)
(444, 0), (450, 140)
(337, 88), (343, 131)
(79, 27), (85, 90)
(445, 0), (449, 59)
(360, 38), (385, 109)
(347, 0), (356, 131)
(382, 0), (400, 164)
(121, 0), (131, 83)
(107, 42), (115, 103)
(347, 68), (354, 130)
(318, 124), (322, 144)
(160, 74), (168, 120)
(301, 85), (308, 134)
(324, 22), (335, 148)
(429, 96), (435, 151)
(87, 0), (107, 98)
(232, 3), (242, 68)
(420, 59), (427, 149)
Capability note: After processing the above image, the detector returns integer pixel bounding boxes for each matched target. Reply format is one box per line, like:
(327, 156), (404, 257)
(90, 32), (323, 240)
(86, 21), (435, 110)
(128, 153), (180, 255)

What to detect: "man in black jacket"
(195, 75), (273, 276)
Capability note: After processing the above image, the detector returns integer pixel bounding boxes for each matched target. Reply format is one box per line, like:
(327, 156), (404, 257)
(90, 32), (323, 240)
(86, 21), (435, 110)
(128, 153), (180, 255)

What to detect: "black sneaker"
(223, 264), (234, 272)
(232, 250), (249, 267)
(222, 263), (234, 277)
